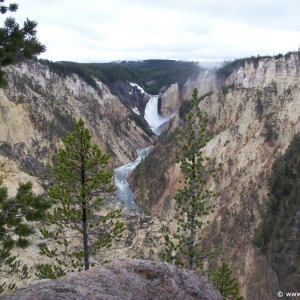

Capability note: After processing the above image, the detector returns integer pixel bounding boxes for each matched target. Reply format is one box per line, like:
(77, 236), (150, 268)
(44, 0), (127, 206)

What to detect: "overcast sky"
(6, 0), (300, 63)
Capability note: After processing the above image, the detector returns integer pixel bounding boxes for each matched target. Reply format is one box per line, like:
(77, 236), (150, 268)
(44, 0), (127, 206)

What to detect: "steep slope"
(158, 83), (182, 117)
(130, 53), (300, 299)
(158, 69), (217, 118)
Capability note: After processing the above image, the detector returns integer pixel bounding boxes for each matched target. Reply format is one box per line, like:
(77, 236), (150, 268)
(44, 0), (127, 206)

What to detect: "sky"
(5, 0), (300, 63)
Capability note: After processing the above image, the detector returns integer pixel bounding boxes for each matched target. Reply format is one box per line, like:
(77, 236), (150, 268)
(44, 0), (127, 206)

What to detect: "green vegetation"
(39, 59), (202, 95)
(264, 121), (278, 145)
(36, 119), (124, 279)
(252, 133), (300, 285)
(162, 88), (221, 270)
(118, 60), (202, 94)
(211, 262), (243, 300)
(38, 59), (142, 93)
(0, 1), (46, 87)
(0, 176), (52, 293)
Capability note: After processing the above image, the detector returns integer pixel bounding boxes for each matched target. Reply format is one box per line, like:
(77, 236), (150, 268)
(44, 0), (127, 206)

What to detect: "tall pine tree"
(0, 176), (52, 293)
(36, 118), (124, 279)
(162, 88), (221, 270)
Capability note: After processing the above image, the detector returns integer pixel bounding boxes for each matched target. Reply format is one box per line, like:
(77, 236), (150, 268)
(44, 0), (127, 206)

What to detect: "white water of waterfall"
(144, 95), (176, 135)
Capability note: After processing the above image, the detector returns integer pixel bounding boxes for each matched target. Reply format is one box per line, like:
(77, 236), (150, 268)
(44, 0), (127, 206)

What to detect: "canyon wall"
(158, 83), (182, 117)
(0, 61), (169, 291)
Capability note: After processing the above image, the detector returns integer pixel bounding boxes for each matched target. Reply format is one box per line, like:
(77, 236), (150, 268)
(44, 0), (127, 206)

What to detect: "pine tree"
(162, 88), (221, 270)
(0, 175), (52, 293)
(0, 1), (17, 14)
(0, 1), (46, 87)
(36, 118), (125, 279)
(212, 262), (243, 300)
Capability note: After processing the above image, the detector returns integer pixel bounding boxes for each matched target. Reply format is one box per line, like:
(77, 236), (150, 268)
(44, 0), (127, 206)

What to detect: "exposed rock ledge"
(0, 259), (221, 300)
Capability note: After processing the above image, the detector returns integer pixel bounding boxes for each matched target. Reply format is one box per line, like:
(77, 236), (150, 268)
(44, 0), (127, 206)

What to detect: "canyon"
(1, 54), (300, 299)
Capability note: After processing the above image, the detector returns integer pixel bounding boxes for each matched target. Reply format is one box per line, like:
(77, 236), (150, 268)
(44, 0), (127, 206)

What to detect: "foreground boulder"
(0, 259), (221, 300)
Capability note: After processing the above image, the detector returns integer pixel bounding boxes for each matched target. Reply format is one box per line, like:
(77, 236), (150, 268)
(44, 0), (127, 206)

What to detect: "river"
(113, 146), (151, 210)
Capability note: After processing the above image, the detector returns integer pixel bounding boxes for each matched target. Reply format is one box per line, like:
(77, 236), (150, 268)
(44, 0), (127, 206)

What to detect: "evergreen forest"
(38, 59), (204, 94)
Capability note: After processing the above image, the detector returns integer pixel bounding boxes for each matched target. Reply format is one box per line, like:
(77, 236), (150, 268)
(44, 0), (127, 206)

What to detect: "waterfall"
(144, 95), (175, 135)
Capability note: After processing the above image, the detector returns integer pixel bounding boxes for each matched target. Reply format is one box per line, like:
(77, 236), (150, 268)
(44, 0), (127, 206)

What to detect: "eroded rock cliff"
(158, 83), (182, 117)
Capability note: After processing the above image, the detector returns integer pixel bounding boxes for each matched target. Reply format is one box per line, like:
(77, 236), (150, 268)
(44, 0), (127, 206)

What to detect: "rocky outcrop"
(228, 54), (300, 88)
(158, 83), (182, 117)
(0, 259), (221, 300)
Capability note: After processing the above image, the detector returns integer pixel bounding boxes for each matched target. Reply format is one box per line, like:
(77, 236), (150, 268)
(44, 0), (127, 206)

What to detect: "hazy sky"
(5, 0), (300, 63)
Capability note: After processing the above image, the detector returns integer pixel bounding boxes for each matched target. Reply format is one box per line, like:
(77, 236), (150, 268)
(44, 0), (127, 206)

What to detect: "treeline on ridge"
(38, 59), (143, 92)
(38, 59), (203, 95)
(216, 51), (297, 80)
(116, 60), (202, 94)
